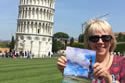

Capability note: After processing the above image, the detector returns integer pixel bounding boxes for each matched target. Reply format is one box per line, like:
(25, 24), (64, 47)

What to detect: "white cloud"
(66, 47), (90, 68)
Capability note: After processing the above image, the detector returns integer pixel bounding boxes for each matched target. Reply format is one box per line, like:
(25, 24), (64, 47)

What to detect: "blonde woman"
(57, 19), (125, 83)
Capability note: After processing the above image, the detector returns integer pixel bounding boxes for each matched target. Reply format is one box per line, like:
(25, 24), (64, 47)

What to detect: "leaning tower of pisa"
(15, 0), (55, 58)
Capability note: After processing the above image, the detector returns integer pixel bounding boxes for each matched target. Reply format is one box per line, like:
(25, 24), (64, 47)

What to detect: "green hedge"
(70, 43), (84, 49)
(115, 42), (125, 53)
(0, 43), (9, 48)
(70, 42), (125, 53)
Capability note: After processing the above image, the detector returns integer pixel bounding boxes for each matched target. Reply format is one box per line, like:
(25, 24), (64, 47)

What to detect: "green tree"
(115, 43), (125, 54)
(78, 34), (84, 43)
(53, 32), (69, 39)
(52, 32), (69, 53)
(70, 37), (74, 46)
(117, 32), (125, 42)
(9, 36), (15, 52)
(52, 38), (65, 53)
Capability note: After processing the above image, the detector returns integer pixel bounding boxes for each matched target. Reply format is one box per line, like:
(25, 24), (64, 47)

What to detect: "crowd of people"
(0, 50), (32, 59)
(0, 50), (54, 59)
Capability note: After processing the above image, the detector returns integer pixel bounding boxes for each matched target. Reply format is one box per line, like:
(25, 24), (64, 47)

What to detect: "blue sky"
(0, 0), (125, 40)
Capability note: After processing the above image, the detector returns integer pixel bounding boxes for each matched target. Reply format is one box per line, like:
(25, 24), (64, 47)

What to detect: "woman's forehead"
(89, 28), (110, 35)
(92, 30), (109, 35)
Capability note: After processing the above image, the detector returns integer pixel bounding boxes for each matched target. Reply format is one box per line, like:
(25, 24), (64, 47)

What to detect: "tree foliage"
(53, 32), (69, 39)
(0, 42), (9, 48)
(71, 43), (84, 49)
(52, 32), (69, 53)
(52, 38), (65, 53)
(116, 33), (125, 42)
(115, 43), (125, 54)
(78, 34), (84, 43)
(9, 36), (15, 51)
(69, 37), (74, 46)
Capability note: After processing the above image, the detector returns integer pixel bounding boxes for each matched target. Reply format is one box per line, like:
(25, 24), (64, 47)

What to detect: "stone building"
(15, 0), (55, 58)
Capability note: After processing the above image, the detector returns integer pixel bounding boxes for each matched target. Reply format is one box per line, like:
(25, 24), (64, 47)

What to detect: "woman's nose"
(97, 38), (103, 43)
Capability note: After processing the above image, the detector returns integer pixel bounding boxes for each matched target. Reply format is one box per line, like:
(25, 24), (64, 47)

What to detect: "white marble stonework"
(15, 0), (55, 58)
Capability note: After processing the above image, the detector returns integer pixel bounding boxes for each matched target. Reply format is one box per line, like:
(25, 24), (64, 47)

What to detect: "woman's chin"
(96, 52), (106, 56)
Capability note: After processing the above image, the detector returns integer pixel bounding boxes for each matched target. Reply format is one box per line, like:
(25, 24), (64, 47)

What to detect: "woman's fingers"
(94, 67), (105, 78)
(57, 56), (67, 65)
(93, 62), (100, 69)
(93, 63), (101, 75)
(60, 56), (67, 62)
(93, 63), (110, 80)
(57, 61), (66, 67)
(57, 56), (67, 72)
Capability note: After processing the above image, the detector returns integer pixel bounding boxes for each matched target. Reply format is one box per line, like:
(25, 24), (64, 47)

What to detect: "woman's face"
(88, 30), (112, 57)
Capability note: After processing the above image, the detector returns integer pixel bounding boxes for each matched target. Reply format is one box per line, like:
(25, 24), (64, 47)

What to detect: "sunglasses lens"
(102, 35), (112, 42)
(89, 35), (112, 42)
(89, 36), (99, 42)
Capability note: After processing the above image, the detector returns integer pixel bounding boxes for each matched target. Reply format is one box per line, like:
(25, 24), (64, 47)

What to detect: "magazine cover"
(63, 47), (96, 83)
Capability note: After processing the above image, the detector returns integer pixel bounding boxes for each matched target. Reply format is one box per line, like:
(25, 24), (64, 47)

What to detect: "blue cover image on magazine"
(63, 47), (96, 83)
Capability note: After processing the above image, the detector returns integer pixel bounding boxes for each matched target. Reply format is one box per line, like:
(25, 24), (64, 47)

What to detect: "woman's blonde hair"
(84, 19), (116, 52)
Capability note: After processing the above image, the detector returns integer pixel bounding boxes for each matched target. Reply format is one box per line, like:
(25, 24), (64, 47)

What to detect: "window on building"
(38, 29), (40, 34)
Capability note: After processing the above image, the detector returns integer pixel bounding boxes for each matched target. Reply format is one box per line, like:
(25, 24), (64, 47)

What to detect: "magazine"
(63, 47), (96, 83)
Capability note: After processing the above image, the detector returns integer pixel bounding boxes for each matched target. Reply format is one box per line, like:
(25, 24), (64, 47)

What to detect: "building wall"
(15, 0), (55, 58)
(0, 48), (10, 54)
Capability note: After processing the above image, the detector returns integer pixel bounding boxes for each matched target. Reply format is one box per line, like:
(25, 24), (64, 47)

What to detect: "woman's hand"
(57, 56), (67, 73)
(93, 63), (112, 83)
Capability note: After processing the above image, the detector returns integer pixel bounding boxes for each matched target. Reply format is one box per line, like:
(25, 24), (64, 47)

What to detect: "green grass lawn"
(0, 58), (90, 83)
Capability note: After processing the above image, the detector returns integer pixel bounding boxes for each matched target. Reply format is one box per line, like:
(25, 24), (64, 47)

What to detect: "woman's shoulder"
(110, 55), (121, 72)
(113, 55), (125, 68)
(110, 55), (125, 73)
(119, 56), (125, 67)
(110, 55), (125, 81)
(112, 55), (125, 63)
(119, 56), (125, 82)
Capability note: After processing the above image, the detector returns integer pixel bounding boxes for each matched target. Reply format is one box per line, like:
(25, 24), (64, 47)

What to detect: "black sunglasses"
(89, 35), (112, 42)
